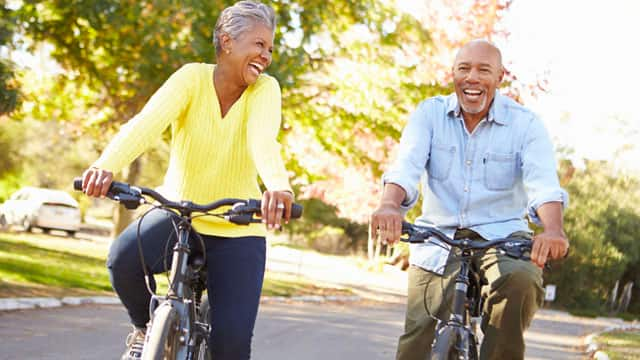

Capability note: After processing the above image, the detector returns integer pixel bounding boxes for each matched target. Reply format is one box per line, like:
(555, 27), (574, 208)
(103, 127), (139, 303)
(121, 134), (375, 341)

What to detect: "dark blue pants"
(106, 209), (266, 359)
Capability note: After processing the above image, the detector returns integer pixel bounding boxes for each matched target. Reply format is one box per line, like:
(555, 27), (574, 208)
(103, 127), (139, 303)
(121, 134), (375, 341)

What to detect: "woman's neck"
(213, 64), (246, 102)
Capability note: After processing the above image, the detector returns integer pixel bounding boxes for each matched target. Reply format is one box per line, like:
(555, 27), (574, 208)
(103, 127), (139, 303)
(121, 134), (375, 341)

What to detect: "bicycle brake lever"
(515, 254), (552, 270)
(226, 213), (253, 225)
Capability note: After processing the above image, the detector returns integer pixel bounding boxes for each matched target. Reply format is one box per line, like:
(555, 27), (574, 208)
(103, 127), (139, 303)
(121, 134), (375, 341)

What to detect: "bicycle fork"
(436, 257), (477, 358)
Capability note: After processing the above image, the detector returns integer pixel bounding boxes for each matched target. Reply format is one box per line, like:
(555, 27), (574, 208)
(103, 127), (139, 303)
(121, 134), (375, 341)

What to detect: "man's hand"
(370, 204), (403, 245)
(531, 230), (569, 268)
(371, 183), (408, 245)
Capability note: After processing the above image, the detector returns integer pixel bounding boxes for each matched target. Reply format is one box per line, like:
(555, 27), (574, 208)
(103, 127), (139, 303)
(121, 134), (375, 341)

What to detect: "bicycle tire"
(467, 332), (478, 360)
(431, 326), (459, 360)
(142, 304), (180, 360)
(194, 294), (212, 360)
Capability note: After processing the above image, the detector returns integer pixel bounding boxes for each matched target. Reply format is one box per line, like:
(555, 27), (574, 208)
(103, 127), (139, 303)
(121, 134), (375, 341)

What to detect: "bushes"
(285, 198), (368, 255)
(543, 161), (640, 314)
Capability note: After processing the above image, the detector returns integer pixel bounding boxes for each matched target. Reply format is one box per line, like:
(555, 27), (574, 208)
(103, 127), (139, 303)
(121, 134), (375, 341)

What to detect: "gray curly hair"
(213, 1), (276, 54)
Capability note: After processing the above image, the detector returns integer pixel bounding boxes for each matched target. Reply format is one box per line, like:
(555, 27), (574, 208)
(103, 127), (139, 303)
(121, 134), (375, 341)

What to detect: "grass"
(0, 231), (351, 299)
(595, 329), (640, 359)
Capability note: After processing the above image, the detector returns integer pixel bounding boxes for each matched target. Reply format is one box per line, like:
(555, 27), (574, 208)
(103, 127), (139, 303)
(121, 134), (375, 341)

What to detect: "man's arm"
(370, 183), (406, 245)
(531, 201), (569, 267)
(519, 115), (569, 268)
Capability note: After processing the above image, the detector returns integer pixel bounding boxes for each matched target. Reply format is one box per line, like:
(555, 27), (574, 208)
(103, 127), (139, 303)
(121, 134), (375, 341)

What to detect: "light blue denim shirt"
(383, 92), (568, 274)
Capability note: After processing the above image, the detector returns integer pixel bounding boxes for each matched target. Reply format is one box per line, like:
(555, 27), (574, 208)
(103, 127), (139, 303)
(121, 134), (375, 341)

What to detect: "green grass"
(0, 231), (350, 299)
(595, 330), (640, 360)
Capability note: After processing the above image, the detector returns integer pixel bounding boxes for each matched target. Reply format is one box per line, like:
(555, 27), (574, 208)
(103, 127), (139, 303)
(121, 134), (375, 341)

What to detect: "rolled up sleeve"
(382, 101), (432, 212)
(521, 116), (569, 225)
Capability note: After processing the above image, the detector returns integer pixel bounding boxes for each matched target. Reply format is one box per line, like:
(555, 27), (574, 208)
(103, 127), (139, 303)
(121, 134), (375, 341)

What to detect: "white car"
(0, 187), (81, 236)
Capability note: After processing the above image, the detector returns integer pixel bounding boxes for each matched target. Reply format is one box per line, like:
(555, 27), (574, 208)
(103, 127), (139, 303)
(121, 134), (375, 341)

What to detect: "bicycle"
(400, 222), (534, 360)
(73, 178), (302, 360)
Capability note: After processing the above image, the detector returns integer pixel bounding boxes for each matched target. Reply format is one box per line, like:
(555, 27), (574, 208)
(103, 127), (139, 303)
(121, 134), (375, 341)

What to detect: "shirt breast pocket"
(484, 152), (517, 191)
(427, 142), (456, 181)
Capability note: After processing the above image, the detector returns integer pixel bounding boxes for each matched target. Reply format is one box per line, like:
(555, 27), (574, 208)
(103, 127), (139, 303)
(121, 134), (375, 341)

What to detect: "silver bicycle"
(73, 178), (302, 359)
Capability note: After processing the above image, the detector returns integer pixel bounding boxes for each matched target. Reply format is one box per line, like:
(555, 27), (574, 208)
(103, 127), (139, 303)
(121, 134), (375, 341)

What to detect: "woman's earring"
(225, 49), (230, 55)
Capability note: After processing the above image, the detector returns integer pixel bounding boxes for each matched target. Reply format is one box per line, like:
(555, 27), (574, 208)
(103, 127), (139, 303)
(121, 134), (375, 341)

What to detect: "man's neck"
(462, 112), (487, 133)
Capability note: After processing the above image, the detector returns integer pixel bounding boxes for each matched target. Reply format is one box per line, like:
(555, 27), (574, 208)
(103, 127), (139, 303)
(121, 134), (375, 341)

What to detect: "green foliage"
(286, 197), (367, 254)
(0, 2), (21, 115)
(544, 160), (640, 313)
(0, 119), (24, 176)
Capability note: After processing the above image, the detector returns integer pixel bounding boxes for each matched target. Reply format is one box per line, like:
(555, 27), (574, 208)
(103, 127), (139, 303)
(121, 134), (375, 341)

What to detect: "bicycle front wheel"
(142, 304), (180, 360)
(431, 326), (459, 360)
(194, 294), (212, 360)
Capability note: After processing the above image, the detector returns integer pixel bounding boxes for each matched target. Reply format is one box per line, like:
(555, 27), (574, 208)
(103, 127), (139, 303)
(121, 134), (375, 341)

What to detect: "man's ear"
(498, 66), (505, 83)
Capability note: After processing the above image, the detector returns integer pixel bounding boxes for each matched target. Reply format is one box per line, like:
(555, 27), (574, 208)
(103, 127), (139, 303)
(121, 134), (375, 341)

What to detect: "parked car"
(0, 187), (81, 236)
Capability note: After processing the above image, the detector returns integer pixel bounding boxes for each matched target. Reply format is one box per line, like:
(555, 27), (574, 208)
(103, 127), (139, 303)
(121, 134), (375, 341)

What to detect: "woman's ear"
(220, 32), (233, 55)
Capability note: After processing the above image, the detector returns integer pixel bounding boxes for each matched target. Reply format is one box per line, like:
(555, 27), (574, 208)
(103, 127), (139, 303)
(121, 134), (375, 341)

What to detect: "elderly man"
(370, 40), (569, 359)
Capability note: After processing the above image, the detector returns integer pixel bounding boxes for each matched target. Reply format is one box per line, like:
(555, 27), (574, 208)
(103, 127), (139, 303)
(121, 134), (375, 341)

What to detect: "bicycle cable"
(136, 206), (165, 296)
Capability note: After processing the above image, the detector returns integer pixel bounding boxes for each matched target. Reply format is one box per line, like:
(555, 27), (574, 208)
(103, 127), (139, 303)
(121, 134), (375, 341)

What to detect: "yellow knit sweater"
(93, 63), (292, 237)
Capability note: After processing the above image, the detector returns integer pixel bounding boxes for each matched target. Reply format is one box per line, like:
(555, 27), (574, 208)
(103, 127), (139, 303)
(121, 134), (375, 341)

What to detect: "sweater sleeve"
(246, 76), (293, 193)
(92, 63), (195, 173)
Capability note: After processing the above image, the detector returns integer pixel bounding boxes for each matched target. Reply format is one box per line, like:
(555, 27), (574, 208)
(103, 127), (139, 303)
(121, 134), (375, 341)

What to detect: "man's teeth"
(464, 90), (482, 95)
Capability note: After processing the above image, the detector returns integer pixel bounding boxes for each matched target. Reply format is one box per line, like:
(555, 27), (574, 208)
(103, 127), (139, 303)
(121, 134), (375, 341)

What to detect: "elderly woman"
(80, 1), (292, 359)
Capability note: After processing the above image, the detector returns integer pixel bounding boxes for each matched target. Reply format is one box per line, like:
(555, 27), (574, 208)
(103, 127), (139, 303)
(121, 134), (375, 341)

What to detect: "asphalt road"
(0, 302), (402, 360)
(2, 301), (627, 360)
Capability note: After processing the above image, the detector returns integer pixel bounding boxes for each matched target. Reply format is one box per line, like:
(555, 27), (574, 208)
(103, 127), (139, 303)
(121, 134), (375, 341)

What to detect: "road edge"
(583, 323), (640, 359)
(0, 294), (364, 312)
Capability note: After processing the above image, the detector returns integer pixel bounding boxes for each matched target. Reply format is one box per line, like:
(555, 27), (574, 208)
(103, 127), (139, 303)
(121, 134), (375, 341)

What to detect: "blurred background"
(1, 0), (639, 318)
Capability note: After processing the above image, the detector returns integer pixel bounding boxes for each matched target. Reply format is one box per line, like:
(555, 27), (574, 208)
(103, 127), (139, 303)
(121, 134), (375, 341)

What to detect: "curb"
(583, 323), (640, 359)
(0, 294), (363, 312)
(0, 296), (122, 311)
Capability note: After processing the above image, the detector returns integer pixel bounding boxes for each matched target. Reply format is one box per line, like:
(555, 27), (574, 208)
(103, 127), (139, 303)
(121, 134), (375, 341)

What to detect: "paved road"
(0, 302), (402, 360)
(2, 301), (628, 360)
(1, 242), (629, 359)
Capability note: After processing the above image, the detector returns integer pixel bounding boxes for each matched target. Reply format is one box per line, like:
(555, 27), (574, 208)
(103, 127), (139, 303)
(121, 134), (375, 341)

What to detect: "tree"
(12, 0), (520, 245)
(0, 1), (20, 116)
(543, 160), (640, 312)
(13, 0), (389, 233)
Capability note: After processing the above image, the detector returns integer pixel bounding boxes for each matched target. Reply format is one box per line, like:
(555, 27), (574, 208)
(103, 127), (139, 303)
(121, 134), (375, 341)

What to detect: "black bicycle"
(73, 178), (302, 360)
(401, 222), (533, 360)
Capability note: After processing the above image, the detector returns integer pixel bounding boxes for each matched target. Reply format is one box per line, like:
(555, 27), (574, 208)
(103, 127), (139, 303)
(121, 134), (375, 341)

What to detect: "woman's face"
(223, 22), (274, 86)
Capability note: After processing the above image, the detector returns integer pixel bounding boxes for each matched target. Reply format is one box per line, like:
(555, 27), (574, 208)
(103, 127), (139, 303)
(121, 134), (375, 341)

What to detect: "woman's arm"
(246, 76), (293, 229)
(83, 64), (195, 197)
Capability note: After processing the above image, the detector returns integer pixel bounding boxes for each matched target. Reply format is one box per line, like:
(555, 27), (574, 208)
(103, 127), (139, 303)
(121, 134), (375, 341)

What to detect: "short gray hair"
(213, 1), (276, 54)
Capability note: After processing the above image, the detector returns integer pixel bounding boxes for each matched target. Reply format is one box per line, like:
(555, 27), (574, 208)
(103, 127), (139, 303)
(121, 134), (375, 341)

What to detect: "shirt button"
(464, 187), (469, 192)
(466, 160), (471, 165)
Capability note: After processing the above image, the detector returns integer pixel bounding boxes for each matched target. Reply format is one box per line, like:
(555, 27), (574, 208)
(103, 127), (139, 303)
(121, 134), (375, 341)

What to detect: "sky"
(497, 0), (640, 173)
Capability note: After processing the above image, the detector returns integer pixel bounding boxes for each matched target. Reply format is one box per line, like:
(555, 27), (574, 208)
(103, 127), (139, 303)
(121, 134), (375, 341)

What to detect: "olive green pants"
(396, 230), (544, 360)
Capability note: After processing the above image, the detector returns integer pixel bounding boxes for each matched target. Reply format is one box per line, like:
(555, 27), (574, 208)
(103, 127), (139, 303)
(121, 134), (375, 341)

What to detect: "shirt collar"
(446, 92), (508, 125)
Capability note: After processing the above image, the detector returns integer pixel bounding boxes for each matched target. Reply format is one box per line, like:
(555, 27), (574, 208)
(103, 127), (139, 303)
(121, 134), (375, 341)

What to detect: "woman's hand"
(261, 190), (294, 230)
(81, 167), (114, 198)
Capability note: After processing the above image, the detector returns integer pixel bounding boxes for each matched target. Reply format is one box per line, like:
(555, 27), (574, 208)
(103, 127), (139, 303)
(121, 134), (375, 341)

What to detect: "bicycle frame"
(144, 212), (210, 359)
(433, 249), (479, 359)
(73, 177), (302, 360)
(400, 222), (532, 360)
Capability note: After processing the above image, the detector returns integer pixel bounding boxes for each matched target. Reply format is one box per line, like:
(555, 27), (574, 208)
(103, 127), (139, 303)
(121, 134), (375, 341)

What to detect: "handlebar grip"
(401, 221), (413, 234)
(251, 200), (303, 218)
(291, 204), (303, 219)
(73, 177), (83, 191)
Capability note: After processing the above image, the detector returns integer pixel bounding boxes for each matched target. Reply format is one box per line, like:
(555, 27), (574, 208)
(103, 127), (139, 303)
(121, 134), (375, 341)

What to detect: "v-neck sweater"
(93, 63), (292, 237)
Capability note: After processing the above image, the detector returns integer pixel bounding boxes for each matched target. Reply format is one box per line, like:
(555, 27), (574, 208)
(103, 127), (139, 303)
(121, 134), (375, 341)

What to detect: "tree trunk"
(112, 158), (142, 237)
(367, 223), (374, 261)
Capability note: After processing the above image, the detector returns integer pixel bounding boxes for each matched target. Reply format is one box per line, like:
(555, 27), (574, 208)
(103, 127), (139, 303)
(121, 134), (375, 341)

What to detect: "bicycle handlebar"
(73, 178), (303, 224)
(401, 221), (532, 260)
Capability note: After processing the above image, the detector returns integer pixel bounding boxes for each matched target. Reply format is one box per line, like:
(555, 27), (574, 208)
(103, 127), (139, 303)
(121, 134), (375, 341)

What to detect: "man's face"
(452, 42), (504, 118)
